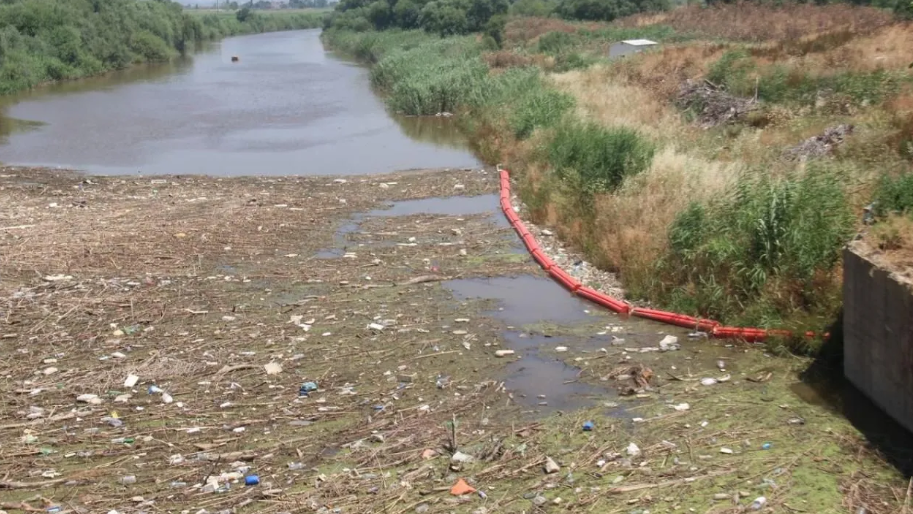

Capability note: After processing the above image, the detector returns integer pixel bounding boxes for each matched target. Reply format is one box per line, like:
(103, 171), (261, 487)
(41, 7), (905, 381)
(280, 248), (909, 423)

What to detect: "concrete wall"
(843, 246), (913, 434)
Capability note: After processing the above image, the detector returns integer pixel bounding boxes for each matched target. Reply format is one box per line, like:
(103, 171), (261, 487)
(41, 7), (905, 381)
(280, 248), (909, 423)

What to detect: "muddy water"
(0, 29), (479, 176)
(314, 194), (508, 258)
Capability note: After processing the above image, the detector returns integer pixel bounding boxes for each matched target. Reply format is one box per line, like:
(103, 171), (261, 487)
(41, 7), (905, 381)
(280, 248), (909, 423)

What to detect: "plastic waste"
(299, 382), (318, 397)
(751, 497), (767, 510)
(582, 421), (594, 431)
(245, 475), (260, 486)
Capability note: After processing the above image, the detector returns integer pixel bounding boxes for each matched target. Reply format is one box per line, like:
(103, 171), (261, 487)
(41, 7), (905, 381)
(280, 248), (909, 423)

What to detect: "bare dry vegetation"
(489, 2), (913, 326)
(503, 17), (604, 45)
(619, 2), (895, 42)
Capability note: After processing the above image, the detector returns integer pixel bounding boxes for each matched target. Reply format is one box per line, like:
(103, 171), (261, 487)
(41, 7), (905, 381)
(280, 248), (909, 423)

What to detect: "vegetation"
(554, 0), (669, 21)
(323, 2), (913, 344)
(324, 0), (509, 39)
(0, 0), (324, 95)
(874, 172), (913, 218)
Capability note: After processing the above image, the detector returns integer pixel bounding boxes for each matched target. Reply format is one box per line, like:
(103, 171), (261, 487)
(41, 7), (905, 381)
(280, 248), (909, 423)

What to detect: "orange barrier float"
(496, 166), (818, 341)
(576, 286), (630, 314)
(530, 248), (555, 271)
(632, 307), (719, 332)
(548, 266), (582, 292)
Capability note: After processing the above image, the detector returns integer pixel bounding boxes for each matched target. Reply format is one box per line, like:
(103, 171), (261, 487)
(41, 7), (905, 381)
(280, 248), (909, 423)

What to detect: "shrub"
(510, 86), (575, 139)
(660, 165), (855, 321)
(874, 173), (913, 218)
(536, 30), (576, 54)
(555, 0), (670, 22)
(548, 122), (655, 195)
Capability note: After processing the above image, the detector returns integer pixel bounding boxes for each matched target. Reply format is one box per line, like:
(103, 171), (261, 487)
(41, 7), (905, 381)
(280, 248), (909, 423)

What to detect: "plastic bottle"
(120, 475), (136, 485)
(751, 497), (767, 510)
(245, 475), (260, 486)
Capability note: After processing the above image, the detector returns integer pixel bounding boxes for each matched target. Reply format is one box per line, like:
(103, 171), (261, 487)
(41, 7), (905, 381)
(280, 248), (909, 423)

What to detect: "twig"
(0, 478), (68, 489)
(607, 469), (733, 493)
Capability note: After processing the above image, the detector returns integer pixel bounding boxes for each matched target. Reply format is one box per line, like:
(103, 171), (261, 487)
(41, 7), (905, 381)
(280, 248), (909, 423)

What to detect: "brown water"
(0, 29), (479, 176)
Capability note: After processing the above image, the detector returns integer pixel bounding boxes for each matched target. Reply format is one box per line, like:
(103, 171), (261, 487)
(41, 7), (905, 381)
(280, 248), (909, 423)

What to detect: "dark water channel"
(0, 29), (479, 176)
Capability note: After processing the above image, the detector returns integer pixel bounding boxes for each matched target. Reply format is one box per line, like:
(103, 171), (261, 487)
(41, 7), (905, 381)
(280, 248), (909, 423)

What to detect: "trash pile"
(677, 79), (757, 128)
(0, 166), (907, 514)
(784, 123), (854, 159)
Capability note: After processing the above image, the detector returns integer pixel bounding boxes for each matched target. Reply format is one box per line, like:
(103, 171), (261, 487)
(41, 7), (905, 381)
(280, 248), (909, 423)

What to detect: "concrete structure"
(609, 39), (658, 59)
(843, 243), (913, 433)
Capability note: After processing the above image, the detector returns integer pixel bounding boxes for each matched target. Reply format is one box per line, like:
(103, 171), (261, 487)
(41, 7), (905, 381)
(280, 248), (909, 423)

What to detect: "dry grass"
(609, 43), (727, 100)
(483, 50), (553, 69)
(503, 17), (604, 45)
(591, 147), (739, 273)
(619, 2), (894, 42)
(550, 65), (687, 141)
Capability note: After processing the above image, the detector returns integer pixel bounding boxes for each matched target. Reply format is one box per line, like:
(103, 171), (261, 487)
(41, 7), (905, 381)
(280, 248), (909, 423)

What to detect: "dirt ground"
(0, 166), (908, 514)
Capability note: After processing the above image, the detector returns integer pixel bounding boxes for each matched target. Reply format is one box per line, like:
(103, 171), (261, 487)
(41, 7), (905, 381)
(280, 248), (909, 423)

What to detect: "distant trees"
(554, 0), (668, 21)
(325, 0), (509, 38)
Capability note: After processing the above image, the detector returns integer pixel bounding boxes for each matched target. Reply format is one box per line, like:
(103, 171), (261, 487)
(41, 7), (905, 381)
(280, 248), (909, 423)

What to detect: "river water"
(0, 29), (479, 176)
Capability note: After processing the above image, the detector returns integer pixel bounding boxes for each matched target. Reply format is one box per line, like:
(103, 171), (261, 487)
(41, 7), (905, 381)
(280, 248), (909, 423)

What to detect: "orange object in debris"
(450, 478), (476, 495)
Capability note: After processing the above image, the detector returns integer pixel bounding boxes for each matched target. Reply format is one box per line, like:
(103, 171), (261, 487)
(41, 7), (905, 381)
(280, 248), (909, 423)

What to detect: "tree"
(419, 0), (470, 36)
(236, 6), (252, 21)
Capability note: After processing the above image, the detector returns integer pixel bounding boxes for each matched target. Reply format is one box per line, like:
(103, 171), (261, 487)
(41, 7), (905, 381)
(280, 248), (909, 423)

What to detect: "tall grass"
(874, 172), (913, 218)
(707, 48), (905, 106)
(655, 165), (855, 325)
(328, 29), (576, 136)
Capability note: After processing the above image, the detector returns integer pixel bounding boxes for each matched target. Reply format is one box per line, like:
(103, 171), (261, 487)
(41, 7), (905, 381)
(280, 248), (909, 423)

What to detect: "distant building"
(609, 39), (658, 59)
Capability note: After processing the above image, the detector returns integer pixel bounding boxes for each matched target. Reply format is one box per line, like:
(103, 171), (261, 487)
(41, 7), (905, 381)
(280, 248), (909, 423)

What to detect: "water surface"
(0, 30), (479, 176)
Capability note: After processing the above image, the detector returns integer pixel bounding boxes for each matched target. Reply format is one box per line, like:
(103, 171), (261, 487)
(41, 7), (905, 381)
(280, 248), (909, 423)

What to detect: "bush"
(510, 87), (575, 138)
(536, 30), (576, 54)
(660, 165), (855, 321)
(548, 122), (655, 195)
(510, 0), (559, 16)
(555, 0), (670, 22)
(874, 173), (913, 218)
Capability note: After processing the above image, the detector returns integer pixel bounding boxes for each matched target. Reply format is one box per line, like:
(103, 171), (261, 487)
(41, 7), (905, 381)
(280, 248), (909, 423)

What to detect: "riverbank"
(0, 1), (324, 96)
(321, 4), (913, 352)
(0, 165), (909, 513)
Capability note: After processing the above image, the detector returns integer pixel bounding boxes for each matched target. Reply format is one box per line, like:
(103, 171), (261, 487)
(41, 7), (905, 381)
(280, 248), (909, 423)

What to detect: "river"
(0, 29), (480, 176)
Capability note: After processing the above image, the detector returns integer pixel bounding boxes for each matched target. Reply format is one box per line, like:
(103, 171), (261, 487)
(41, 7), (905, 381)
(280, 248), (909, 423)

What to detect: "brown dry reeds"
(618, 2), (894, 42)
(503, 17), (603, 45)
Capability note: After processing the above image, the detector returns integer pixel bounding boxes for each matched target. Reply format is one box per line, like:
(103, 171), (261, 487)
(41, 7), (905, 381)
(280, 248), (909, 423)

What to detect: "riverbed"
(0, 29), (479, 176)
